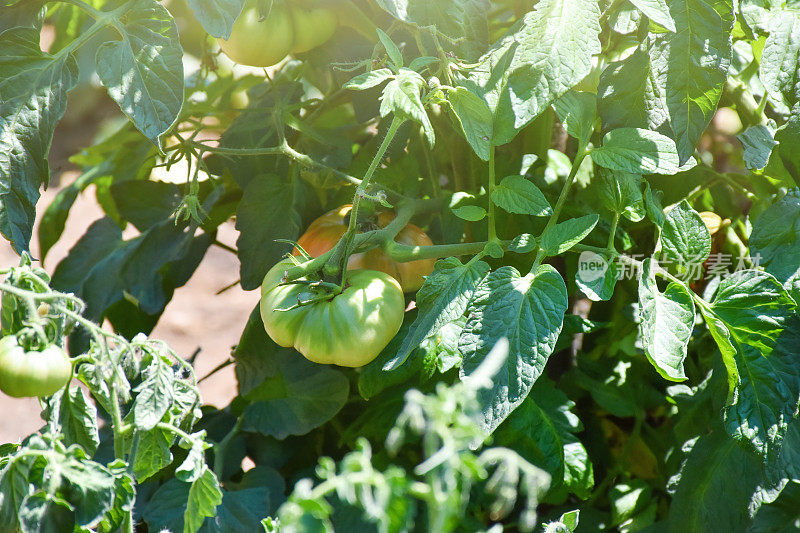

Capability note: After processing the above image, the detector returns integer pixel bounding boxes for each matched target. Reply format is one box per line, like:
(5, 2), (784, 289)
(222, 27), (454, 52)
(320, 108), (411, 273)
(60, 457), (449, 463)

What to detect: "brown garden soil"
(0, 176), (259, 442)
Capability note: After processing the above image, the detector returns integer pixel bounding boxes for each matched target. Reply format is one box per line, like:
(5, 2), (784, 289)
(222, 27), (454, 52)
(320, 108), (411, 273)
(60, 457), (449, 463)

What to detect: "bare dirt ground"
(0, 175), (259, 443)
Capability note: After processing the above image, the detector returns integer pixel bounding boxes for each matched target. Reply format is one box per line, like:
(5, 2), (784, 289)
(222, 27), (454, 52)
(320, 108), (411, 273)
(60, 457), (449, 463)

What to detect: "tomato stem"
(327, 115), (405, 285)
(487, 146), (498, 243)
(607, 211), (620, 252)
(213, 418), (243, 479)
(531, 143), (591, 271)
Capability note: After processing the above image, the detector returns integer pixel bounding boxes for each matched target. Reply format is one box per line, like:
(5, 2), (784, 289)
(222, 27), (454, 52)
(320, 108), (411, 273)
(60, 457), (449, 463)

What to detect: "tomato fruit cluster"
(0, 336), (72, 398)
(218, 0), (338, 67)
(260, 259), (405, 367)
(296, 205), (436, 292)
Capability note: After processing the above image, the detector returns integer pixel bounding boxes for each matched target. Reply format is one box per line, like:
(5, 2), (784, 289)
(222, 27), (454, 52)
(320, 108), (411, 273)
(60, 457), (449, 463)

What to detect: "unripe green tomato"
(0, 336), (72, 398)
(217, 2), (294, 67)
(289, 5), (338, 54)
(260, 260), (405, 367)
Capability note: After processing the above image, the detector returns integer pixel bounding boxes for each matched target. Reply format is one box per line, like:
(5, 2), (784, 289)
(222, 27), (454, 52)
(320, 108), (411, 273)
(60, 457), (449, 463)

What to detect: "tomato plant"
(296, 205), (436, 291)
(1, 0), (800, 531)
(260, 258), (405, 366)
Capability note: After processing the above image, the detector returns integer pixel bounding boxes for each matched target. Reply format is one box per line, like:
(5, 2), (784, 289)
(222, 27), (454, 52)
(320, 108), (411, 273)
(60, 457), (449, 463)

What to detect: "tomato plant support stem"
(607, 211), (620, 251)
(487, 146), (498, 242)
(326, 115), (405, 281)
(531, 144), (590, 270)
(213, 418), (242, 478)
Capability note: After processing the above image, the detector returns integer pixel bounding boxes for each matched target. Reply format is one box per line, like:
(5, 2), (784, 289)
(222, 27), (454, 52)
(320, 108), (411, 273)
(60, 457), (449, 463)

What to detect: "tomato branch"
(487, 146), (498, 242)
(531, 142), (591, 270)
(607, 211), (620, 252)
(323, 115), (405, 282)
(185, 139), (411, 203)
(383, 240), (488, 262)
(213, 418), (243, 478)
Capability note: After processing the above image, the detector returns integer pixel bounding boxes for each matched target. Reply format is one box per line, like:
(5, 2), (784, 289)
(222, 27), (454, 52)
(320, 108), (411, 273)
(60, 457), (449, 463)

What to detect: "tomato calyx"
(12, 317), (54, 354)
(273, 269), (346, 313)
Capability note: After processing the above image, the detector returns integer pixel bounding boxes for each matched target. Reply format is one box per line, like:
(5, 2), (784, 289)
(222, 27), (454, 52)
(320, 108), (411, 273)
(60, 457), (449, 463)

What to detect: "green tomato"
(0, 336), (72, 398)
(218, 2), (294, 67)
(260, 260), (405, 367)
(289, 5), (338, 54)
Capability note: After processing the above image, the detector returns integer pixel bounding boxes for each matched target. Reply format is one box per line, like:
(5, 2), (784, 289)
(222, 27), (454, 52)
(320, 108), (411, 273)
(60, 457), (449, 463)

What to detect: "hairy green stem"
(385, 240), (487, 262)
(285, 237), (490, 283)
(214, 418), (243, 478)
(325, 116), (404, 281)
(607, 211), (620, 252)
(487, 146), (498, 242)
(157, 422), (195, 443)
(187, 139), (411, 202)
(110, 388), (126, 459)
(531, 144), (591, 270)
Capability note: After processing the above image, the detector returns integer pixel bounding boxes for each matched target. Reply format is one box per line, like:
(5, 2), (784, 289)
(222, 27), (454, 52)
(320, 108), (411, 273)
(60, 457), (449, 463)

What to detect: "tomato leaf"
(643, 180), (666, 228)
(628, 0), (676, 31)
(750, 189), (800, 282)
(446, 85), (493, 161)
(667, 427), (765, 531)
(508, 233), (538, 254)
(493, 378), (594, 500)
(372, 0), (489, 61)
(185, 0), (245, 39)
(539, 214), (599, 256)
(0, 27), (78, 253)
(598, 170), (645, 222)
(458, 264), (568, 434)
(0, 1), (44, 35)
(344, 68), (394, 91)
(376, 28), (403, 69)
(738, 124), (777, 171)
(451, 205), (486, 221)
(575, 253), (619, 302)
(387, 257), (490, 371)
(46, 388), (100, 456)
(143, 467), (284, 533)
(132, 361), (176, 431)
(242, 353), (350, 439)
(95, 1), (184, 146)
(552, 90), (597, 145)
(766, 105), (800, 187)
(598, 0), (733, 164)
(379, 69), (434, 146)
(38, 124), (157, 260)
(760, 10), (800, 108)
(660, 200), (712, 266)
(468, 0), (602, 146)
(638, 258), (694, 381)
(185, 469), (223, 533)
(591, 128), (681, 175)
(58, 454), (118, 528)
(709, 270), (800, 458)
(491, 175), (552, 216)
(133, 427), (174, 482)
(235, 174), (306, 291)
